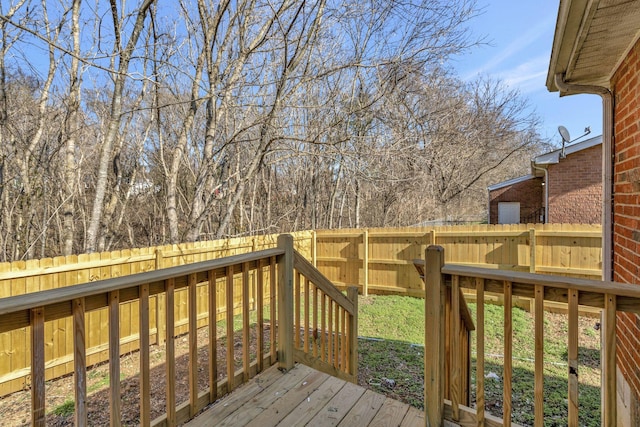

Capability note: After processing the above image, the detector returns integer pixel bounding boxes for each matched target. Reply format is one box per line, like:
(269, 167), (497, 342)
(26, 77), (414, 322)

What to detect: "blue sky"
(452, 0), (602, 146)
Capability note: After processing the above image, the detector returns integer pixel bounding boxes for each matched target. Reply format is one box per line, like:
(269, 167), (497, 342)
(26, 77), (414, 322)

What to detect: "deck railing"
(423, 244), (639, 426)
(0, 234), (352, 426)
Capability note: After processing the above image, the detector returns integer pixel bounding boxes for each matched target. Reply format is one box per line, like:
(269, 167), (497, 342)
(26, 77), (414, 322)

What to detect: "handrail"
(443, 263), (640, 301)
(425, 245), (626, 426)
(0, 248), (284, 319)
(293, 251), (355, 314)
(0, 243), (304, 426)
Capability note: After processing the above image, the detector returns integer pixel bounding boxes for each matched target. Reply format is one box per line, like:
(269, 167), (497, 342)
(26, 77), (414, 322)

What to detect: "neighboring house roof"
(547, 0), (640, 93)
(487, 174), (535, 192)
(533, 134), (602, 166)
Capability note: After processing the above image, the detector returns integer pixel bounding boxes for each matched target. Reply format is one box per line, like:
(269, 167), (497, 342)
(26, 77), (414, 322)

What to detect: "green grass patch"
(356, 294), (601, 426)
(51, 399), (75, 417)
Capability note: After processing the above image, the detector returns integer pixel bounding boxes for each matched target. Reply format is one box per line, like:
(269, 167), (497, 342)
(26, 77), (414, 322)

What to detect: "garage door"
(498, 202), (520, 224)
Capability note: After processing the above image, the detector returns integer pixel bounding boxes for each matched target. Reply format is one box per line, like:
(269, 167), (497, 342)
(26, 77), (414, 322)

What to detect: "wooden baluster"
(476, 278), (485, 426)
(108, 291), (121, 427)
(257, 261), (264, 372)
(603, 294), (617, 427)
(451, 275), (461, 421)
(341, 306), (347, 372)
(226, 266), (235, 390)
(348, 286), (358, 379)
(503, 281), (512, 427)
(208, 271), (218, 402)
(321, 292), (327, 362)
(242, 263), (250, 382)
(73, 298), (88, 426)
(31, 307), (45, 427)
(188, 273), (198, 417)
(304, 278), (310, 354)
(328, 299), (333, 365)
(334, 301), (340, 369)
(270, 256), (277, 362)
(534, 285), (544, 427)
(313, 285), (319, 358)
(295, 272), (301, 349)
(568, 289), (579, 426)
(166, 279), (176, 426)
(139, 285), (151, 426)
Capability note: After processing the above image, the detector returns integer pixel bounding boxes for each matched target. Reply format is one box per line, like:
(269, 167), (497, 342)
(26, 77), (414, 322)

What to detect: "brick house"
(547, 1), (640, 425)
(487, 135), (602, 224)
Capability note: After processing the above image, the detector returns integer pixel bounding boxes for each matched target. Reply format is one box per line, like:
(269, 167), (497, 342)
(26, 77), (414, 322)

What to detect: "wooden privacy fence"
(422, 245), (637, 426)
(0, 232), (312, 396)
(313, 224), (602, 298)
(0, 234), (356, 426)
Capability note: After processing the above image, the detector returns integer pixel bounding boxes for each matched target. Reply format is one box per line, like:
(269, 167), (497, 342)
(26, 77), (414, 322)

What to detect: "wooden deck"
(185, 363), (426, 426)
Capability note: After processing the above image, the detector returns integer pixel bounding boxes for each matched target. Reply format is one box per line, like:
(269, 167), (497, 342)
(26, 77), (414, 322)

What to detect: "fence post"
(362, 230), (369, 296)
(312, 230), (317, 267)
(277, 234), (294, 371)
(155, 249), (166, 345)
(347, 286), (358, 381)
(529, 228), (536, 273)
(425, 245), (444, 427)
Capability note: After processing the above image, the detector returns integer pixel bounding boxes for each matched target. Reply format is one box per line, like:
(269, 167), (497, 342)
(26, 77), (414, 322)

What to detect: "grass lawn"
(357, 294), (601, 427)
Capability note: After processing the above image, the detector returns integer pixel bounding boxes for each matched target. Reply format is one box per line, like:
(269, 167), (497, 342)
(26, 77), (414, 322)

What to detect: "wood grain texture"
(139, 285), (151, 426)
(425, 246), (444, 427)
(108, 291), (121, 427)
(450, 275), (461, 421)
(277, 234), (294, 371)
(476, 278), (485, 426)
(503, 281), (512, 427)
(30, 307), (45, 427)
(188, 273), (198, 417)
(568, 289), (579, 425)
(534, 285), (544, 427)
(603, 294), (617, 427)
(73, 297), (88, 426)
(208, 270), (218, 402)
(225, 266), (234, 392)
(165, 279), (176, 426)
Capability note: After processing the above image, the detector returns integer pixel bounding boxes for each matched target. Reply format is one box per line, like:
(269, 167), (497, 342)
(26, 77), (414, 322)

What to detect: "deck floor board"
(185, 364), (426, 427)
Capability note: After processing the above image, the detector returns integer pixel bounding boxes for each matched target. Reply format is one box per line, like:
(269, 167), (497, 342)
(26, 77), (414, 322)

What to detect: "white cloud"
(463, 15), (555, 80)
(497, 55), (549, 94)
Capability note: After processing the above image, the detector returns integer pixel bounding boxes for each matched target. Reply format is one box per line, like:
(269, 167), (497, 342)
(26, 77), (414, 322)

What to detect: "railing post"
(277, 234), (294, 371)
(347, 286), (359, 380)
(425, 245), (445, 427)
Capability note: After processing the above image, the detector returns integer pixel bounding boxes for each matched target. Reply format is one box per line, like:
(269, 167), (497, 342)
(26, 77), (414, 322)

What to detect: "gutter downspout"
(531, 163), (549, 223)
(554, 73), (613, 282)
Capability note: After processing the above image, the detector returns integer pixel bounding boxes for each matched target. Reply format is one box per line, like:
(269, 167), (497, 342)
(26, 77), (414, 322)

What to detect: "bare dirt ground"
(0, 324), (272, 426)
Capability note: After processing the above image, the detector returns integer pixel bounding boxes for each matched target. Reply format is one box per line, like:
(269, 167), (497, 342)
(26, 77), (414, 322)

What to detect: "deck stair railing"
(0, 234), (354, 426)
(423, 244), (640, 427)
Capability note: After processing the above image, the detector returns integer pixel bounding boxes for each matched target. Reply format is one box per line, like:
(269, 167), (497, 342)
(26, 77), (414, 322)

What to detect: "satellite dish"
(558, 126), (571, 143)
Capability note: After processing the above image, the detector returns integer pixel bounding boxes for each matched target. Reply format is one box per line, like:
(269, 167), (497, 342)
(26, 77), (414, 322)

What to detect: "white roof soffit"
(533, 134), (602, 166)
(547, 0), (640, 93)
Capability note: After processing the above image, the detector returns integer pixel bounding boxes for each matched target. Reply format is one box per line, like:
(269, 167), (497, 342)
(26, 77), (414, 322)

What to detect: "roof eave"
(546, 0), (592, 93)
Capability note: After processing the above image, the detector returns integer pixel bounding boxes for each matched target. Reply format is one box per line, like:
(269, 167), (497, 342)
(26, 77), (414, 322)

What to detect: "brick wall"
(488, 177), (543, 224)
(547, 144), (602, 224)
(612, 36), (640, 410)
